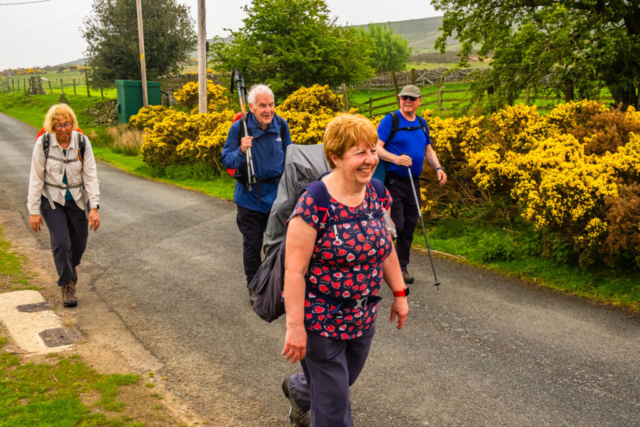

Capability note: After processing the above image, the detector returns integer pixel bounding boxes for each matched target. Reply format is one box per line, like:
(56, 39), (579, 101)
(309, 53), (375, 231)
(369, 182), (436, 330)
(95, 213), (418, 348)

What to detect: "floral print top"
(289, 182), (393, 340)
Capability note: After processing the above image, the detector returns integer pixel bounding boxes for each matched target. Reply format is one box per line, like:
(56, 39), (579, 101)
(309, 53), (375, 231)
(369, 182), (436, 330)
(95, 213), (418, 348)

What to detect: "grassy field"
(1, 70), (117, 100)
(350, 83), (615, 118)
(1, 89), (637, 311)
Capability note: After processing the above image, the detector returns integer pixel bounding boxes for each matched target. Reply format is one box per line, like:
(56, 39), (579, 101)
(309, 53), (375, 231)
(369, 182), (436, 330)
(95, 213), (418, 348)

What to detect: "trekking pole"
(406, 166), (441, 288)
(231, 69), (257, 191)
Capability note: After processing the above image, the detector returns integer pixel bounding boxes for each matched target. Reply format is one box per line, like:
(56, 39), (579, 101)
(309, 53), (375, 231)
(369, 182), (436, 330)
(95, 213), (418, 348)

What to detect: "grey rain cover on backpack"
(262, 144), (332, 258)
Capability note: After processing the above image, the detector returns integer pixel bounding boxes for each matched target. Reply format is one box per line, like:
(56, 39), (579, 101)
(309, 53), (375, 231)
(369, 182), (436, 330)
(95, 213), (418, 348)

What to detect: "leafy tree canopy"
(359, 23), (413, 73)
(433, 0), (640, 107)
(82, 0), (196, 87)
(210, 0), (376, 98)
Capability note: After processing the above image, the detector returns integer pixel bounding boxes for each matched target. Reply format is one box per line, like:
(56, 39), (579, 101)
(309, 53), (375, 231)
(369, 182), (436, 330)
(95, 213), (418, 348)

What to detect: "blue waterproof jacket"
(221, 112), (292, 213)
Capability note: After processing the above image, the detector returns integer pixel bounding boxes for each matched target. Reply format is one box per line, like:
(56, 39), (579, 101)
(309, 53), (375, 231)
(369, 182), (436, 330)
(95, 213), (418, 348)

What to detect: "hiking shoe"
(402, 269), (415, 284)
(62, 280), (77, 308)
(282, 378), (310, 427)
(72, 267), (78, 285)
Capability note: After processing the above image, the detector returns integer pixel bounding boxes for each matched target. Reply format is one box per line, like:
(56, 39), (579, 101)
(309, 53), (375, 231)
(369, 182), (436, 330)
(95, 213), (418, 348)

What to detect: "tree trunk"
(563, 79), (574, 103)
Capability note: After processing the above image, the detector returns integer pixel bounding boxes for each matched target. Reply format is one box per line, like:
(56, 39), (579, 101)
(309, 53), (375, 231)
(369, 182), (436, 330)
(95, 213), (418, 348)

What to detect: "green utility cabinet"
(115, 80), (162, 124)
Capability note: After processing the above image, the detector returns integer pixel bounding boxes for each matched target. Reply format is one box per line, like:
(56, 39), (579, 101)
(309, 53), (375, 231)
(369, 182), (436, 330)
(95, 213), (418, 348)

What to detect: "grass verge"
(413, 218), (640, 311)
(0, 226), (38, 291)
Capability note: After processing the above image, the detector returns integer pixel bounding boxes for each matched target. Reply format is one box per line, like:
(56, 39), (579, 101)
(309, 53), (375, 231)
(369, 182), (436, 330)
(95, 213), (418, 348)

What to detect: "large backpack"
(37, 128), (87, 162)
(248, 177), (388, 323)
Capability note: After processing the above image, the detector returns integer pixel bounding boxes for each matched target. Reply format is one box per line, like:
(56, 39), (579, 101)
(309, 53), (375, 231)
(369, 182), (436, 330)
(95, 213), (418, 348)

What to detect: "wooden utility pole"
(136, 0), (148, 107)
(197, 0), (207, 113)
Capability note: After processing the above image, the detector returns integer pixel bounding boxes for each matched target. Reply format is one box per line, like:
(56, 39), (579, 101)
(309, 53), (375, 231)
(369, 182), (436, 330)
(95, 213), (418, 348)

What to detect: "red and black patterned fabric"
(288, 182), (393, 340)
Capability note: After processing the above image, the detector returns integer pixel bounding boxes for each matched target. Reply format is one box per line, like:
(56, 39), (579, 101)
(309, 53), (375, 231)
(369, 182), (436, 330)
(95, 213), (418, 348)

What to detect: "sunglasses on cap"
(400, 95), (420, 101)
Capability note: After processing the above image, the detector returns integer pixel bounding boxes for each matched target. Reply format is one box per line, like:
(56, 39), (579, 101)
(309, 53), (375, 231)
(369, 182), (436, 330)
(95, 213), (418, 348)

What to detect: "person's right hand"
(240, 136), (254, 154)
(30, 214), (44, 233)
(395, 154), (412, 167)
(281, 324), (307, 364)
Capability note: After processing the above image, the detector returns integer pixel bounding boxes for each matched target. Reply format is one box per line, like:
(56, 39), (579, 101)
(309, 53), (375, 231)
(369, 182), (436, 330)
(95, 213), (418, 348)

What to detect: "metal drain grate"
(17, 302), (52, 313)
(39, 328), (82, 347)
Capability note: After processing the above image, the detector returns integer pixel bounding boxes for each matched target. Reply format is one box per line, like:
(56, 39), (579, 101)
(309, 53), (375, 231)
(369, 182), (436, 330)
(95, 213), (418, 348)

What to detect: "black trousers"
(39, 196), (88, 287)
(236, 205), (270, 285)
(385, 175), (420, 270)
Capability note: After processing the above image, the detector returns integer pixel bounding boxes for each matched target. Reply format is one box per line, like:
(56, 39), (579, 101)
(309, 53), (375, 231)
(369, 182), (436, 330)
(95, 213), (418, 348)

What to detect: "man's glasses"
(53, 122), (73, 130)
(400, 96), (420, 102)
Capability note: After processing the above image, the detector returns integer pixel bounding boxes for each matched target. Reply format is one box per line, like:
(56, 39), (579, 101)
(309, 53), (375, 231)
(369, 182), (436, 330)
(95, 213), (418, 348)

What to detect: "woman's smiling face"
(334, 140), (379, 185)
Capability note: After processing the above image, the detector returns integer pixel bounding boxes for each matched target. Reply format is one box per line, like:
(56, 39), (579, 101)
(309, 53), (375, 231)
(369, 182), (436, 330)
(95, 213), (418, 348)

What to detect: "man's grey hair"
(247, 84), (274, 104)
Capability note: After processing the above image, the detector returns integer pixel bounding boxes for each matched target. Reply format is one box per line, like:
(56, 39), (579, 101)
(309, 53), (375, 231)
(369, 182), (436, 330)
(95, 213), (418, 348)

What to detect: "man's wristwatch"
(393, 287), (410, 297)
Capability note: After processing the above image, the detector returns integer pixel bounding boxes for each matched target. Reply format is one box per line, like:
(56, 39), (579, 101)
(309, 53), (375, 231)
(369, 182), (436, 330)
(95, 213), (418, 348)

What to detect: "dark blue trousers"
(385, 175), (420, 270)
(40, 196), (88, 287)
(289, 326), (376, 427)
(236, 204), (270, 285)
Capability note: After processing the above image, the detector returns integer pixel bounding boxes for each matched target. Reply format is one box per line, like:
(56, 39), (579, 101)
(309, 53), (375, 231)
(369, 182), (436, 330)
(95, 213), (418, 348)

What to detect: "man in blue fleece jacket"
(221, 84), (292, 290)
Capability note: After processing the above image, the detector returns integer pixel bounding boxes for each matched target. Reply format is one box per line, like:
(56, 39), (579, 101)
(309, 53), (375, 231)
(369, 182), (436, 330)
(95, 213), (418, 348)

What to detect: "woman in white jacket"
(27, 103), (101, 307)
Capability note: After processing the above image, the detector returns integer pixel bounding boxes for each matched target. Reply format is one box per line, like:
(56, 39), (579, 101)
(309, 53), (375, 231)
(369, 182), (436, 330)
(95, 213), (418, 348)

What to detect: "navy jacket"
(221, 112), (292, 213)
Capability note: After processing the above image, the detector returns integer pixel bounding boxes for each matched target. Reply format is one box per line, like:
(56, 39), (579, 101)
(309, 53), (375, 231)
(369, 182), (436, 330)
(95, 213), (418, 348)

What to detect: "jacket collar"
(247, 112), (280, 139)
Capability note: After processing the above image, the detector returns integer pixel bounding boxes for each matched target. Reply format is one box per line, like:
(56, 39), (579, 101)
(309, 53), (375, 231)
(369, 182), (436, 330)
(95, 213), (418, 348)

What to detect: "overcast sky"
(0, 0), (440, 70)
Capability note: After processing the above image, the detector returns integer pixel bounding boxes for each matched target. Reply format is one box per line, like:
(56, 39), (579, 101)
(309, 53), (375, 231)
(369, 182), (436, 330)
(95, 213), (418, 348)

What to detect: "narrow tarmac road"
(1, 113), (639, 426)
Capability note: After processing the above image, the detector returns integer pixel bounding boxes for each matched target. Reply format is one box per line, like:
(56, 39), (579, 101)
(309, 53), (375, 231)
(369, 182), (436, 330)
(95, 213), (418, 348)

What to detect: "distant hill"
(353, 16), (459, 54)
(51, 16), (459, 69)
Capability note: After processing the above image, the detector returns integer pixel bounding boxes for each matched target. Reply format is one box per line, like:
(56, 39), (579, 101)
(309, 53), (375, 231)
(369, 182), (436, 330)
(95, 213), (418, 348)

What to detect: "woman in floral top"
(281, 114), (409, 427)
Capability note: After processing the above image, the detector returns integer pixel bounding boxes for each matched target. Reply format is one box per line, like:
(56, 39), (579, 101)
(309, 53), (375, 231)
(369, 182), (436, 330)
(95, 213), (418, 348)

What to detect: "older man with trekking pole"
(221, 82), (292, 296)
(376, 85), (447, 284)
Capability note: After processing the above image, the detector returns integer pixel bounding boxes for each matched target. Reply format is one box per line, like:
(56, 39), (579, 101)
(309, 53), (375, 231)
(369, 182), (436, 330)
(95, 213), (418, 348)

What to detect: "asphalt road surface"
(1, 113), (639, 426)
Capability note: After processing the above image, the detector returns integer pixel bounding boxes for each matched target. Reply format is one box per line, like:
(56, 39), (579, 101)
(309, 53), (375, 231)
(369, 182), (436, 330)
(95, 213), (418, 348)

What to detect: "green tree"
(433, 0), (640, 108)
(82, 0), (196, 87)
(210, 0), (376, 98)
(359, 23), (412, 73)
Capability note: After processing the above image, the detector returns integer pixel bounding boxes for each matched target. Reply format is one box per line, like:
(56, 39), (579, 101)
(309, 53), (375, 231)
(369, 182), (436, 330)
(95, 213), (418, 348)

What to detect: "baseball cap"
(398, 85), (421, 98)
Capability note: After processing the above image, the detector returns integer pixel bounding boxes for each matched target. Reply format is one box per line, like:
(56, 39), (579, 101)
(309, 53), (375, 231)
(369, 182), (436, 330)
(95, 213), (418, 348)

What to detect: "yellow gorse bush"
(128, 105), (172, 131)
(275, 84), (344, 146)
(173, 80), (229, 112)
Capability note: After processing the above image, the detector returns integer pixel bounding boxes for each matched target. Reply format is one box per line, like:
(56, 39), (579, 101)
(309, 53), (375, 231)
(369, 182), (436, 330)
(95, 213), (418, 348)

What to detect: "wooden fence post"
(525, 85), (530, 106)
(100, 86), (104, 99)
(12, 79), (15, 92)
(438, 84), (444, 110)
(73, 78), (76, 95)
(369, 97), (373, 118)
(85, 68), (91, 97)
(341, 83), (349, 112)
(17, 80), (20, 92)
(411, 68), (416, 85)
(48, 80), (53, 95)
(391, 71), (400, 108)
(60, 78), (64, 94)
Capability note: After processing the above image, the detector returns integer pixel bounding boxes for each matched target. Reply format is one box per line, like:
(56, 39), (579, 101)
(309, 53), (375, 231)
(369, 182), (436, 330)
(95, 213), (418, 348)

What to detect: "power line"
(0, 6), (89, 33)
(0, 0), (51, 5)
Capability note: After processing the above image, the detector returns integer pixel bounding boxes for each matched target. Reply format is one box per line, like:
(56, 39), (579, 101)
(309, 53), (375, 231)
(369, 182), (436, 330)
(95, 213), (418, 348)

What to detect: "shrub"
(173, 80), (229, 112)
(128, 106), (171, 131)
(480, 233), (517, 262)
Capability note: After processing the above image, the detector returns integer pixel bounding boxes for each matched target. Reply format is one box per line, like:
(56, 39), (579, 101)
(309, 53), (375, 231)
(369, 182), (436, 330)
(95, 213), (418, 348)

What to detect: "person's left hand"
(88, 209), (100, 231)
(390, 297), (409, 330)
(437, 169), (447, 186)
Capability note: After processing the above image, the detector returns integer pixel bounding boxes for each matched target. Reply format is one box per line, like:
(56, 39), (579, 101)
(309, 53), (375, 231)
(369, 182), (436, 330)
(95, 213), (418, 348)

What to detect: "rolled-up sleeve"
(81, 139), (100, 209)
(27, 138), (46, 215)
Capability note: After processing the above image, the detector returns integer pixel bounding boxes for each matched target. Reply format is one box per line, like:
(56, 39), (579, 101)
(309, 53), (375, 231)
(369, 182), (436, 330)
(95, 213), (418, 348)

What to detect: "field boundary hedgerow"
(1, 88), (638, 312)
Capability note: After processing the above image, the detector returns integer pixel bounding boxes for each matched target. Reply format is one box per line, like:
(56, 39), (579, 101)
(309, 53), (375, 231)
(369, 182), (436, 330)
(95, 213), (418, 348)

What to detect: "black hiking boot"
(62, 280), (77, 308)
(402, 269), (415, 284)
(282, 378), (310, 427)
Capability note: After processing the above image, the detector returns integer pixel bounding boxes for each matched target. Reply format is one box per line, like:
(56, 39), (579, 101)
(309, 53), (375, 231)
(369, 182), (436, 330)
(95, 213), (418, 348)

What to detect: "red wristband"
(393, 287), (410, 297)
